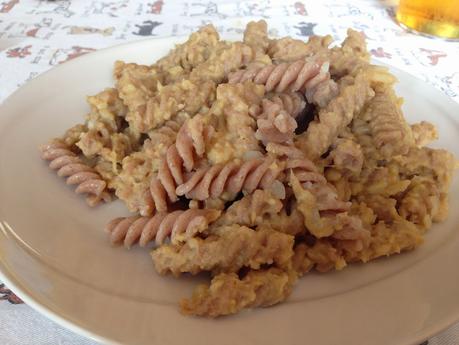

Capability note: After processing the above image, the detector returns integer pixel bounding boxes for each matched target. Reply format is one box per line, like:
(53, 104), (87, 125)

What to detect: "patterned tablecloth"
(0, 1), (458, 344)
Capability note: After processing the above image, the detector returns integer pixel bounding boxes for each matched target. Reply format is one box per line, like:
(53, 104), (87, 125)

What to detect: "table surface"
(0, 1), (458, 344)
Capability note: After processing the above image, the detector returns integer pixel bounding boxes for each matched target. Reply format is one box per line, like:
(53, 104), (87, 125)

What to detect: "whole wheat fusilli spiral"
(228, 57), (327, 93)
(149, 119), (183, 143)
(105, 208), (221, 247)
(149, 115), (213, 211)
(255, 99), (298, 145)
(176, 157), (285, 201)
(305, 77), (339, 108)
(359, 89), (414, 158)
(39, 139), (110, 206)
(286, 158), (350, 212)
(267, 92), (305, 118)
(265, 142), (305, 159)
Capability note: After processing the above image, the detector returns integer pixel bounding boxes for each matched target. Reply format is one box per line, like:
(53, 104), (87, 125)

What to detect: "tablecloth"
(0, 1), (458, 344)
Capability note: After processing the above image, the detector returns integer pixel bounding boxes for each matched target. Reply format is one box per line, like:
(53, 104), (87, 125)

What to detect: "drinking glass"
(396, 0), (459, 39)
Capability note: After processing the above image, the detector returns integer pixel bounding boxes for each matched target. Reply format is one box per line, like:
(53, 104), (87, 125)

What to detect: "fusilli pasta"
(255, 99), (298, 145)
(358, 88), (414, 158)
(267, 91), (306, 118)
(112, 117), (187, 216)
(39, 139), (110, 206)
(149, 115), (213, 211)
(296, 70), (375, 160)
(105, 208), (221, 247)
(39, 21), (457, 319)
(228, 57), (328, 93)
(175, 157), (286, 201)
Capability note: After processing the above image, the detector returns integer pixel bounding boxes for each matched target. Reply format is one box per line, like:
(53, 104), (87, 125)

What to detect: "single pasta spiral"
(265, 142), (305, 159)
(39, 139), (110, 206)
(305, 77), (339, 108)
(360, 89), (414, 158)
(105, 208), (221, 248)
(112, 117), (186, 217)
(287, 158), (350, 212)
(286, 158), (327, 184)
(228, 57), (328, 93)
(149, 115), (213, 212)
(268, 92), (305, 118)
(257, 94), (307, 160)
(255, 98), (298, 145)
(148, 119), (183, 143)
(176, 157), (286, 201)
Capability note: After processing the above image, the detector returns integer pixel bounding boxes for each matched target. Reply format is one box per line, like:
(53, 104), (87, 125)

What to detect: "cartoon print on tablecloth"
(225, 26), (244, 35)
(49, 46), (96, 65)
(348, 23), (377, 40)
(330, 3), (375, 20)
(294, 22), (316, 36)
(25, 18), (53, 38)
(182, 2), (227, 19)
(392, 47), (413, 66)
(294, 2), (307, 16)
(0, 284), (23, 305)
(385, 5), (397, 21)
(226, 24), (280, 37)
(66, 26), (115, 36)
(180, 20), (224, 35)
(438, 72), (459, 98)
(6, 45), (32, 58)
(25, 71), (39, 82)
(132, 20), (162, 36)
(33, 0), (74, 18)
(237, 1), (270, 18)
(418, 48), (447, 66)
(0, 0), (19, 13)
(330, 3), (360, 17)
(328, 22), (375, 42)
(267, 28), (280, 37)
(90, 1), (129, 17)
(148, 0), (164, 14)
(370, 47), (392, 59)
(377, 24), (408, 39)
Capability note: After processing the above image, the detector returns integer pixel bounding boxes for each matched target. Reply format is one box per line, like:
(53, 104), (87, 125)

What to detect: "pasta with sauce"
(39, 20), (458, 318)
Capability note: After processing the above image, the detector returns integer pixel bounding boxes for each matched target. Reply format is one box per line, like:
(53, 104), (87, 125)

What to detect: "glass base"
(396, 12), (459, 40)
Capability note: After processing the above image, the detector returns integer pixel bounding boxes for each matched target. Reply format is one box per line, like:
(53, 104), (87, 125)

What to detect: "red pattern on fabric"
(0, 284), (23, 304)
(6, 45), (32, 58)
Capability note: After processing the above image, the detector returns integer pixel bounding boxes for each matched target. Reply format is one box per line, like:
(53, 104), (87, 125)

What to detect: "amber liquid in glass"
(396, 0), (459, 39)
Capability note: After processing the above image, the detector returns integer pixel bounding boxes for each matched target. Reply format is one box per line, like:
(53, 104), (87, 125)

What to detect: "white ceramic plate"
(0, 36), (458, 345)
